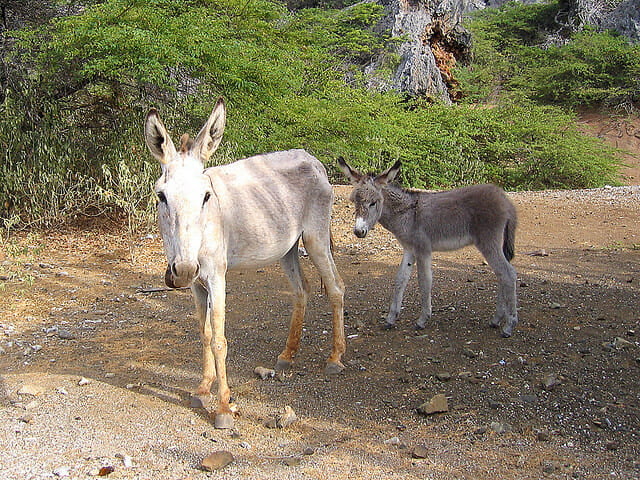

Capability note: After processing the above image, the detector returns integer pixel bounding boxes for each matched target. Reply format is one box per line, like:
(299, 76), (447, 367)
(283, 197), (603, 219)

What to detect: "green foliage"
(0, 0), (624, 231)
(458, 1), (640, 109)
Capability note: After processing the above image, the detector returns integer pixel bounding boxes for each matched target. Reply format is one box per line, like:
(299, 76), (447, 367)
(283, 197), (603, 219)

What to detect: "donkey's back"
(206, 149), (333, 268)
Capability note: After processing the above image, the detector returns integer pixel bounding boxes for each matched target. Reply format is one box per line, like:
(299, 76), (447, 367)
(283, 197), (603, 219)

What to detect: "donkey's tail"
(503, 218), (516, 262)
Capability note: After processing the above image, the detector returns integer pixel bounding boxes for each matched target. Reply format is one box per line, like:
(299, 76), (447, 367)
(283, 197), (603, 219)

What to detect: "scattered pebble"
(78, 377), (91, 386)
(53, 466), (71, 477)
(201, 451), (234, 471)
(277, 405), (298, 428)
(435, 372), (452, 381)
(254, 366), (276, 380)
(417, 394), (449, 415)
(57, 329), (75, 340)
(17, 384), (44, 396)
(490, 421), (512, 434)
(283, 457), (301, 467)
(541, 373), (561, 391)
(411, 445), (428, 459)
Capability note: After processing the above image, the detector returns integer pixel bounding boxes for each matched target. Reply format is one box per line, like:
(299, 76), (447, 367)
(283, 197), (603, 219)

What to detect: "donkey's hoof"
(275, 358), (292, 372)
(501, 328), (513, 338)
(383, 322), (396, 330)
(214, 412), (235, 429)
(414, 322), (427, 330)
(325, 361), (345, 375)
(190, 394), (212, 408)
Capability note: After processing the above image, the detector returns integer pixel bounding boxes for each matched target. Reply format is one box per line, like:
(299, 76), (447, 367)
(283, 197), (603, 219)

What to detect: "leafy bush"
(0, 0), (624, 231)
(458, 1), (640, 110)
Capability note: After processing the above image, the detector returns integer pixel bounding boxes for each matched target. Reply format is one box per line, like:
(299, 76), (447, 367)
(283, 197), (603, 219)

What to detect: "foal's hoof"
(214, 412), (235, 429)
(325, 361), (345, 375)
(414, 322), (426, 331)
(383, 322), (396, 330)
(274, 358), (292, 372)
(501, 328), (513, 338)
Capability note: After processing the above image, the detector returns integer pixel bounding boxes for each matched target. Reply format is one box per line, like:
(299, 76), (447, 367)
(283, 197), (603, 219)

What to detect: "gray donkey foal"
(338, 159), (518, 337)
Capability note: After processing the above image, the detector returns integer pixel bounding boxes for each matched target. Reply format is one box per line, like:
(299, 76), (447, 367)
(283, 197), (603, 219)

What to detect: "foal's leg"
(478, 242), (518, 337)
(192, 281), (216, 396)
(385, 250), (415, 328)
(303, 232), (346, 375)
(415, 251), (433, 330)
(275, 243), (310, 372)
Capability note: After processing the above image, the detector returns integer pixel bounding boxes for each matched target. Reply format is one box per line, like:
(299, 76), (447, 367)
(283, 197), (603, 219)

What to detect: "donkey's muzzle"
(354, 227), (368, 238)
(165, 262), (200, 288)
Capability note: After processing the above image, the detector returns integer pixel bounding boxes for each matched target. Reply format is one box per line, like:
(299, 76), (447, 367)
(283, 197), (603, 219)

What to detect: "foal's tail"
(503, 218), (516, 262)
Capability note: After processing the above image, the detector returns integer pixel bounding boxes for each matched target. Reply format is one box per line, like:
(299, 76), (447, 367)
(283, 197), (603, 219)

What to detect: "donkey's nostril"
(194, 263), (200, 278)
(171, 262), (178, 276)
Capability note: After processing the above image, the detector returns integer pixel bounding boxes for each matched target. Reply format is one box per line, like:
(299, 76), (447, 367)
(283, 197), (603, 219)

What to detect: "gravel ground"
(1, 181), (639, 480)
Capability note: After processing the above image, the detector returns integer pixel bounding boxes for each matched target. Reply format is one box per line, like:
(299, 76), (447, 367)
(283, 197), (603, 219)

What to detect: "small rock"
(462, 348), (477, 359)
(53, 466), (71, 477)
(201, 451), (234, 471)
(549, 302), (562, 309)
(283, 457), (301, 467)
(490, 421), (512, 434)
(435, 372), (452, 382)
(264, 418), (278, 429)
(417, 394), (449, 415)
(57, 329), (75, 340)
(277, 405), (298, 428)
(98, 466), (114, 476)
(254, 366), (276, 380)
(536, 430), (551, 442)
(56, 387), (68, 395)
(520, 394), (538, 404)
(19, 414), (34, 424)
(116, 454), (133, 468)
(383, 436), (401, 445)
(303, 447), (315, 456)
(541, 461), (557, 474)
(78, 377), (91, 386)
(488, 400), (503, 409)
(541, 373), (560, 391)
(17, 384), (44, 396)
(612, 337), (634, 349)
(605, 440), (619, 451)
(411, 445), (429, 459)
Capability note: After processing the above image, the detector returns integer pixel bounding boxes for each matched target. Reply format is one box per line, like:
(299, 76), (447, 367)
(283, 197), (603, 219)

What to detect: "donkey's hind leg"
(478, 241), (518, 337)
(192, 281), (216, 396)
(276, 242), (310, 372)
(302, 231), (345, 375)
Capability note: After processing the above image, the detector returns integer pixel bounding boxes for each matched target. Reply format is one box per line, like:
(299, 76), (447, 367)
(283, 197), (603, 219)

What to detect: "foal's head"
(337, 158), (401, 238)
(144, 98), (226, 288)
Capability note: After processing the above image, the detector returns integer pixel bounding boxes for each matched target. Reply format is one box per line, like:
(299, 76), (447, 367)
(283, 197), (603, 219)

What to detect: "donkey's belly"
(226, 233), (301, 270)
(431, 235), (472, 252)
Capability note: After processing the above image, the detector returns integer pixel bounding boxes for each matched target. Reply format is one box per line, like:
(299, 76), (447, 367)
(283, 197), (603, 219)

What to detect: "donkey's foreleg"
(415, 252), (433, 330)
(276, 245), (310, 372)
(304, 235), (346, 375)
(192, 282), (216, 396)
(386, 250), (415, 328)
(207, 274), (234, 429)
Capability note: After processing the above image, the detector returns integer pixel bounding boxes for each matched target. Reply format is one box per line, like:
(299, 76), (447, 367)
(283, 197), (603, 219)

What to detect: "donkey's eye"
(370, 201), (377, 208)
(157, 191), (167, 204)
(203, 192), (211, 206)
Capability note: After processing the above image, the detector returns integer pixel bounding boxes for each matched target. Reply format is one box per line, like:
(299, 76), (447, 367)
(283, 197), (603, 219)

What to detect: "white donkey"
(144, 99), (345, 429)
(338, 158), (518, 337)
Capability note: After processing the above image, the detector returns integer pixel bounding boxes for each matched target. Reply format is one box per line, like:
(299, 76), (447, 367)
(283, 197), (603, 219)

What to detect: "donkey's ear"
(193, 97), (226, 163)
(145, 109), (177, 164)
(375, 160), (401, 185)
(337, 157), (363, 184)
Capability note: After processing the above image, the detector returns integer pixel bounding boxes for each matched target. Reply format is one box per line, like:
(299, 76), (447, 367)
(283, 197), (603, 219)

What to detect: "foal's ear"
(375, 160), (401, 185)
(337, 157), (363, 184)
(144, 109), (177, 165)
(193, 97), (226, 163)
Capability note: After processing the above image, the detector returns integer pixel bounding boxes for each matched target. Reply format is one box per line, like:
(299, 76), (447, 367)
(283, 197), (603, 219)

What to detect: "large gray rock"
(365, 0), (639, 101)
(366, 0), (472, 102)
